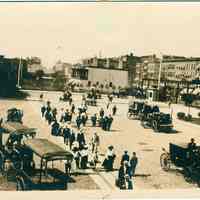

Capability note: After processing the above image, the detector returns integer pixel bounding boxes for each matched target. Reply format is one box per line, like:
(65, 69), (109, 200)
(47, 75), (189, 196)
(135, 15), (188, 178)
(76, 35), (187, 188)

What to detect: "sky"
(0, 3), (200, 67)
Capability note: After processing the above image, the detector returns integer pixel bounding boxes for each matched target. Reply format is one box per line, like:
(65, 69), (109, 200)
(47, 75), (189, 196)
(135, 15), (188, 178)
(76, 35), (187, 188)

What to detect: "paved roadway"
(1, 90), (200, 191)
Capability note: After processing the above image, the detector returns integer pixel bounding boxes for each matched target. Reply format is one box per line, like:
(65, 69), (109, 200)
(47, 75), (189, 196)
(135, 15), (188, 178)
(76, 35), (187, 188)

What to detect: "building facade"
(162, 58), (200, 82)
(134, 55), (200, 89)
(71, 65), (128, 89)
(53, 61), (72, 79)
(26, 57), (43, 74)
(78, 53), (139, 87)
(134, 55), (160, 88)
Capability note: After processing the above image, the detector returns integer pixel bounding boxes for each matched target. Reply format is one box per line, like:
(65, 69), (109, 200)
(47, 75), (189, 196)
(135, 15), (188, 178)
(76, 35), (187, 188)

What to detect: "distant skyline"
(0, 3), (200, 67)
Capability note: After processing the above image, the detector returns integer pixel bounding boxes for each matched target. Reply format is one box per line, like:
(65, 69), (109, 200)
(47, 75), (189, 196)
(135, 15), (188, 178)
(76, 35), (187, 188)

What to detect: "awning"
(192, 88), (200, 95)
(68, 79), (82, 85)
(24, 138), (73, 161)
(180, 88), (194, 94)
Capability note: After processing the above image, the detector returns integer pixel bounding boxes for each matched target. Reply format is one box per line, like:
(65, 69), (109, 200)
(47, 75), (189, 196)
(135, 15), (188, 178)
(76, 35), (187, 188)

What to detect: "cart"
(149, 112), (173, 133)
(7, 108), (23, 123)
(127, 101), (144, 119)
(160, 143), (200, 185)
(59, 91), (72, 102)
(15, 138), (73, 190)
(0, 122), (37, 173)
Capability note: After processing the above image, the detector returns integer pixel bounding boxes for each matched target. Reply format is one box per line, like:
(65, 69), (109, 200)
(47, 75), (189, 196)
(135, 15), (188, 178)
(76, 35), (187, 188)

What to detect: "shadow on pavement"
(134, 173), (151, 177)
(109, 129), (121, 133)
(95, 168), (118, 172)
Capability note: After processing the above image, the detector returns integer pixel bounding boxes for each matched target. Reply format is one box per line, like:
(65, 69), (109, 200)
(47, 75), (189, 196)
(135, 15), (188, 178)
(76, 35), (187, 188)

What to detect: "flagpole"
(17, 57), (21, 88)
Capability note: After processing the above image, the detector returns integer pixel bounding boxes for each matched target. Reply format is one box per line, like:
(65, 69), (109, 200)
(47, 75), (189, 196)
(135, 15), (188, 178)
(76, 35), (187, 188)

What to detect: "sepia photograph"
(0, 2), (200, 198)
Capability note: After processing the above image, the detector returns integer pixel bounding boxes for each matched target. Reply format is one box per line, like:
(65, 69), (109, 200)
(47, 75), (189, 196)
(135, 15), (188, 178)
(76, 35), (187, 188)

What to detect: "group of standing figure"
(39, 93), (137, 190)
(117, 151), (138, 190)
(40, 100), (101, 171)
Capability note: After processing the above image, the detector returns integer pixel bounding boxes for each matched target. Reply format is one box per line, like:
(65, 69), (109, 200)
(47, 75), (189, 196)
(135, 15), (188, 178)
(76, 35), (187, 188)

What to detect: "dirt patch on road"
(138, 142), (148, 145)
(0, 175), (16, 191)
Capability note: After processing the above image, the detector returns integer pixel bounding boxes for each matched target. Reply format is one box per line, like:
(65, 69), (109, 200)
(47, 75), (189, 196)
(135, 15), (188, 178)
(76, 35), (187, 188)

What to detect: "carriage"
(145, 112), (173, 133)
(0, 122), (37, 173)
(118, 88), (129, 98)
(59, 91), (72, 102)
(160, 143), (200, 185)
(7, 108), (23, 123)
(139, 104), (173, 133)
(86, 92), (97, 106)
(15, 138), (73, 190)
(127, 101), (144, 119)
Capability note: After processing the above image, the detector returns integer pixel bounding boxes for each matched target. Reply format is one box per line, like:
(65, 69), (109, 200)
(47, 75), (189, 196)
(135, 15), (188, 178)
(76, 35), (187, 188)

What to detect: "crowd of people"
(39, 91), (137, 190)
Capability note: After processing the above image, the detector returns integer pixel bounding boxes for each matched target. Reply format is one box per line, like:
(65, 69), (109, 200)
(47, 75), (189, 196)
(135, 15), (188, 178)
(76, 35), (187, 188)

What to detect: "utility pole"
(157, 54), (163, 90)
(157, 53), (163, 100)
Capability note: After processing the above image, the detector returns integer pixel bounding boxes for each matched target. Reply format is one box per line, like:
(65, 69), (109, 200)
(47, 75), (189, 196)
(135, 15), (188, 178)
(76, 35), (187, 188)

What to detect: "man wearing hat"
(130, 152), (138, 178)
(41, 103), (46, 118)
(69, 129), (76, 150)
(51, 120), (60, 136)
(91, 113), (97, 127)
(117, 160), (131, 189)
(106, 114), (113, 131)
(121, 151), (130, 164)
(78, 128), (86, 149)
(76, 113), (82, 129)
(63, 123), (71, 145)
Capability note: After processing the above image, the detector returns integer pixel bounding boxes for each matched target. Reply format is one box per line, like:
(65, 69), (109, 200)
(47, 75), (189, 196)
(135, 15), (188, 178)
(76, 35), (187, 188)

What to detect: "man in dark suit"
(63, 124), (71, 145)
(130, 152), (138, 177)
(51, 120), (60, 136)
(121, 151), (130, 164)
(106, 115), (113, 131)
(77, 130), (86, 149)
(69, 130), (75, 150)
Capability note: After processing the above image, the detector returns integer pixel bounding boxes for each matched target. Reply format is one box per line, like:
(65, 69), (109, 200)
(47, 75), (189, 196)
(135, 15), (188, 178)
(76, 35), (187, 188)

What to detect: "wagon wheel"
(165, 127), (172, 133)
(183, 167), (193, 183)
(197, 179), (200, 187)
(16, 176), (26, 191)
(0, 151), (5, 174)
(13, 160), (22, 170)
(152, 120), (159, 132)
(160, 152), (171, 171)
(127, 112), (133, 119)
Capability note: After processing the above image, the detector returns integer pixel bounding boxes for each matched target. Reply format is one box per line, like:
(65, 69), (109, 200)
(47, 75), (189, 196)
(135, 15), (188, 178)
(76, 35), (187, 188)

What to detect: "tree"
(35, 70), (44, 81)
(183, 93), (194, 115)
(53, 72), (66, 91)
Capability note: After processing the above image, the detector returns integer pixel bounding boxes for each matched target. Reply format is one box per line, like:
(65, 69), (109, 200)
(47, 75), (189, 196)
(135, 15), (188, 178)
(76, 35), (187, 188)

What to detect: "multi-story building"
(73, 53), (139, 88)
(134, 55), (160, 88)
(53, 61), (72, 79)
(162, 57), (200, 82)
(26, 57), (43, 74)
(134, 55), (200, 89)
(71, 64), (128, 89)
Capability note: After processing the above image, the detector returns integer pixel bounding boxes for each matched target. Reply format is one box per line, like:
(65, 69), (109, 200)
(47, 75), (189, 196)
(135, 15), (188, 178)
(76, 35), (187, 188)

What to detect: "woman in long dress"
(102, 145), (116, 171)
